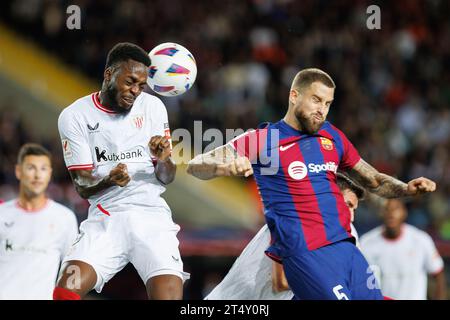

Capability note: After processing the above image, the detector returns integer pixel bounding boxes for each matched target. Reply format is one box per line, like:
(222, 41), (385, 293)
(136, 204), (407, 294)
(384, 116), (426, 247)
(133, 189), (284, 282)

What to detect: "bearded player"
(54, 43), (189, 300)
(205, 172), (365, 300)
(188, 68), (436, 300)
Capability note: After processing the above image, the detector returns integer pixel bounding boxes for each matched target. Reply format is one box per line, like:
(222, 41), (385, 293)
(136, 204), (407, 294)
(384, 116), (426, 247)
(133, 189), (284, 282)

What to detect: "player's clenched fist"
(220, 156), (253, 177)
(109, 163), (131, 187)
(149, 135), (171, 162)
(407, 177), (436, 195)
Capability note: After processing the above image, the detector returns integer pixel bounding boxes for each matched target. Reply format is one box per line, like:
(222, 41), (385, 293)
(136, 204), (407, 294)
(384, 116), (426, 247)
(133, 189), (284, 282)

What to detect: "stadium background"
(0, 0), (449, 299)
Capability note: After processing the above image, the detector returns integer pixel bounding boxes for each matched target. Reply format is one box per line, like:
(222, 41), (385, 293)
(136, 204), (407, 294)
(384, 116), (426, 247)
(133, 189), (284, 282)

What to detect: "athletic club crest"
(320, 137), (333, 151)
(133, 115), (144, 129)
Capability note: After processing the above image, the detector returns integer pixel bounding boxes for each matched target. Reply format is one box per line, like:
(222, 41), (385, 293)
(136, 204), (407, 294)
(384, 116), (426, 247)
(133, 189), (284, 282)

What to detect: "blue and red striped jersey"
(230, 120), (361, 258)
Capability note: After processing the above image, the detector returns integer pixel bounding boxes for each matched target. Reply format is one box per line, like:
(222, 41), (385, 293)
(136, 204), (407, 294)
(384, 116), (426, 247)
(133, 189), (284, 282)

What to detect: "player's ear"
(289, 89), (299, 106)
(104, 67), (112, 82)
(15, 164), (21, 180)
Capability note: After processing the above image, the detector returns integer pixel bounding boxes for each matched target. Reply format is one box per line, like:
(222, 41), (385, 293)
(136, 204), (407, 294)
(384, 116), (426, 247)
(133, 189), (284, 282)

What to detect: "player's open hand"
(407, 177), (436, 195)
(224, 156), (253, 177)
(149, 135), (171, 162)
(109, 163), (131, 187)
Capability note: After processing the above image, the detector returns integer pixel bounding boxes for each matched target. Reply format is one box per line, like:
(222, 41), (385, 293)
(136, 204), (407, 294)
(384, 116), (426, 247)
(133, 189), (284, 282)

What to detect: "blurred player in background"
(188, 68), (436, 300)
(360, 199), (446, 300)
(205, 172), (365, 299)
(54, 42), (188, 300)
(0, 143), (78, 299)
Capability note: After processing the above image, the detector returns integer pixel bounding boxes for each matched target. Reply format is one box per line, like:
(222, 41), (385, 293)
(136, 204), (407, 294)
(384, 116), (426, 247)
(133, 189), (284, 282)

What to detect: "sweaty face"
(342, 189), (359, 222)
(291, 82), (334, 134)
(104, 60), (148, 113)
(15, 155), (52, 197)
(382, 199), (407, 229)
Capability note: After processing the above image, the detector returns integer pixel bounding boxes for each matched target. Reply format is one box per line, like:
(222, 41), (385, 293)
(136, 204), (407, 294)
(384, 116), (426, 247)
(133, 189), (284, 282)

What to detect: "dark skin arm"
(348, 159), (436, 198)
(430, 270), (447, 300)
(149, 135), (176, 185)
(69, 163), (131, 199)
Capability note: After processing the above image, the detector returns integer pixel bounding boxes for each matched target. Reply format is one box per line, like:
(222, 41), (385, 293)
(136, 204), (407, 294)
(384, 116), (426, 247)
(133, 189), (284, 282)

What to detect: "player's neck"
(17, 191), (48, 211)
(383, 226), (402, 240)
(283, 113), (303, 131)
(98, 90), (115, 111)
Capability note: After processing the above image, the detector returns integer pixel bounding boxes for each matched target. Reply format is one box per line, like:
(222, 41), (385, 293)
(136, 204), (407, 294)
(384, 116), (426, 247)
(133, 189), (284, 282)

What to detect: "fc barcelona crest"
(133, 115), (144, 129)
(320, 137), (333, 151)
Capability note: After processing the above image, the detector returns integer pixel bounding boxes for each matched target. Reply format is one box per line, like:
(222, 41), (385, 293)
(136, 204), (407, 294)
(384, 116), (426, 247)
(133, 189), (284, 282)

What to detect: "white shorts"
(64, 205), (190, 293)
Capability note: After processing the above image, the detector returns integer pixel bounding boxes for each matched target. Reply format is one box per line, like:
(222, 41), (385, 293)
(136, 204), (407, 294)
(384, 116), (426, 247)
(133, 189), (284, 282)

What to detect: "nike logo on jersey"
(280, 143), (295, 151)
(4, 222), (14, 228)
(172, 255), (180, 262)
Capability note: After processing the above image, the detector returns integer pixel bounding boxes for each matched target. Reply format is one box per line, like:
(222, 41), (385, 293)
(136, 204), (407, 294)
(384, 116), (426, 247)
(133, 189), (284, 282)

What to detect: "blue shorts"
(283, 239), (383, 300)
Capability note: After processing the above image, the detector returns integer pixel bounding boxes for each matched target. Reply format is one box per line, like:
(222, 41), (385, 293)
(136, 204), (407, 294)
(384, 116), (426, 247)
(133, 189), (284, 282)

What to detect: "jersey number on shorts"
(332, 285), (349, 300)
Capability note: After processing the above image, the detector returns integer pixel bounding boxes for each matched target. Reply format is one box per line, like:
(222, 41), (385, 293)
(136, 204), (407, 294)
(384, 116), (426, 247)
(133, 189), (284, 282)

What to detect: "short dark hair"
(105, 42), (151, 70)
(336, 172), (365, 200)
(291, 68), (336, 93)
(17, 143), (51, 164)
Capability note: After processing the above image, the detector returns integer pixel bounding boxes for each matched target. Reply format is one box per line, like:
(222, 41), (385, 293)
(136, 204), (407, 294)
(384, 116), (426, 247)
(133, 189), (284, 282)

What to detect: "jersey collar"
(279, 119), (334, 141)
(92, 92), (118, 114)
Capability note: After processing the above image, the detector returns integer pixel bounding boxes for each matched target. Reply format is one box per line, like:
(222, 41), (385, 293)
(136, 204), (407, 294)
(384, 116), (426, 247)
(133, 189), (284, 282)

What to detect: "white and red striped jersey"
(58, 92), (172, 213)
(0, 199), (78, 299)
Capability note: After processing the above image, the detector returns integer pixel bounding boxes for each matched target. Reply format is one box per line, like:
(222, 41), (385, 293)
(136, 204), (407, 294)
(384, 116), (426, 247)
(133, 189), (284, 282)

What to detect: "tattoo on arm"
(155, 158), (176, 185)
(186, 144), (238, 180)
(69, 170), (113, 199)
(348, 159), (409, 198)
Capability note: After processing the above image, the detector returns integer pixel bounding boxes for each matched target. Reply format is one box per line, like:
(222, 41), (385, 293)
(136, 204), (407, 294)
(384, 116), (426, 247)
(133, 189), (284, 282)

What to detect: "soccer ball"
(147, 42), (197, 97)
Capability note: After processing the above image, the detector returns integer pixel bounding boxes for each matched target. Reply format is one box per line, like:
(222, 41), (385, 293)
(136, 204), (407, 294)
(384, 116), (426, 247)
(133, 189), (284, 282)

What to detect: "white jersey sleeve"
(58, 107), (94, 171)
(61, 212), (79, 259)
(149, 97), (171, 146)
(350, 223), (361, 249)
(422, 233), (444, 275)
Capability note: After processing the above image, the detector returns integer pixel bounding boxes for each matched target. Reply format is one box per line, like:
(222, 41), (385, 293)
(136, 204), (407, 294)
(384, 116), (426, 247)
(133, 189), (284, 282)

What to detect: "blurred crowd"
(0, 0), (449, 298)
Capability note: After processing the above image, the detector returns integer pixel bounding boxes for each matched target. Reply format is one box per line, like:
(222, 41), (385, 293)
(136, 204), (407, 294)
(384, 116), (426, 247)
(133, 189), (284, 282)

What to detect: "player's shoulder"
(137, 92), (166, 110)
(47, 200), (77, 221)
(58, 93), (94, 121)
(0, 199), (16, 211)
(404, 224), (434, 243)
(320, 121), (343, 136)
(360, 226), (384, 244)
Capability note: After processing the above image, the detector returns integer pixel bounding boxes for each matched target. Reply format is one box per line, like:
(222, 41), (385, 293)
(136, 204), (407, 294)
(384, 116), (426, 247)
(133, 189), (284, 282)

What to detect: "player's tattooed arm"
(187, 144), (253, 180)
(348, 159), (436, 198)
(69, 163), (130, 199)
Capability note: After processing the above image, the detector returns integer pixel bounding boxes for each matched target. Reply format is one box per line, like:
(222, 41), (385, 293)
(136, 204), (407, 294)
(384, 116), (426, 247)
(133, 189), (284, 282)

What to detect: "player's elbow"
(186, 159), (212, 180)
(75, 186), (90, 199)
(186, 162), (194, 176)
(272, 279), (290, 293)
(159, 175), (175, 185)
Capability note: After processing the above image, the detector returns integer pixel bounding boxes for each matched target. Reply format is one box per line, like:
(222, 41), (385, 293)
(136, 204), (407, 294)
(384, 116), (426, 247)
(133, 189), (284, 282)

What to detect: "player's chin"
(27, 187), (45, 197)
(119, 102), (133, 110)
(119, 97), (135, 109)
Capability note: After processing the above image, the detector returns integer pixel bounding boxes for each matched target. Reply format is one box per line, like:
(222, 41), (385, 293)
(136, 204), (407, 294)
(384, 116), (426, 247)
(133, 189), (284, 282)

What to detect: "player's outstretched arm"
(348, 159), (436, 198)
(272, 261), (290, 293)
(69, 163), (130, 199)
(187, 144), (253, 180)
(149, 135), (176, 185)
